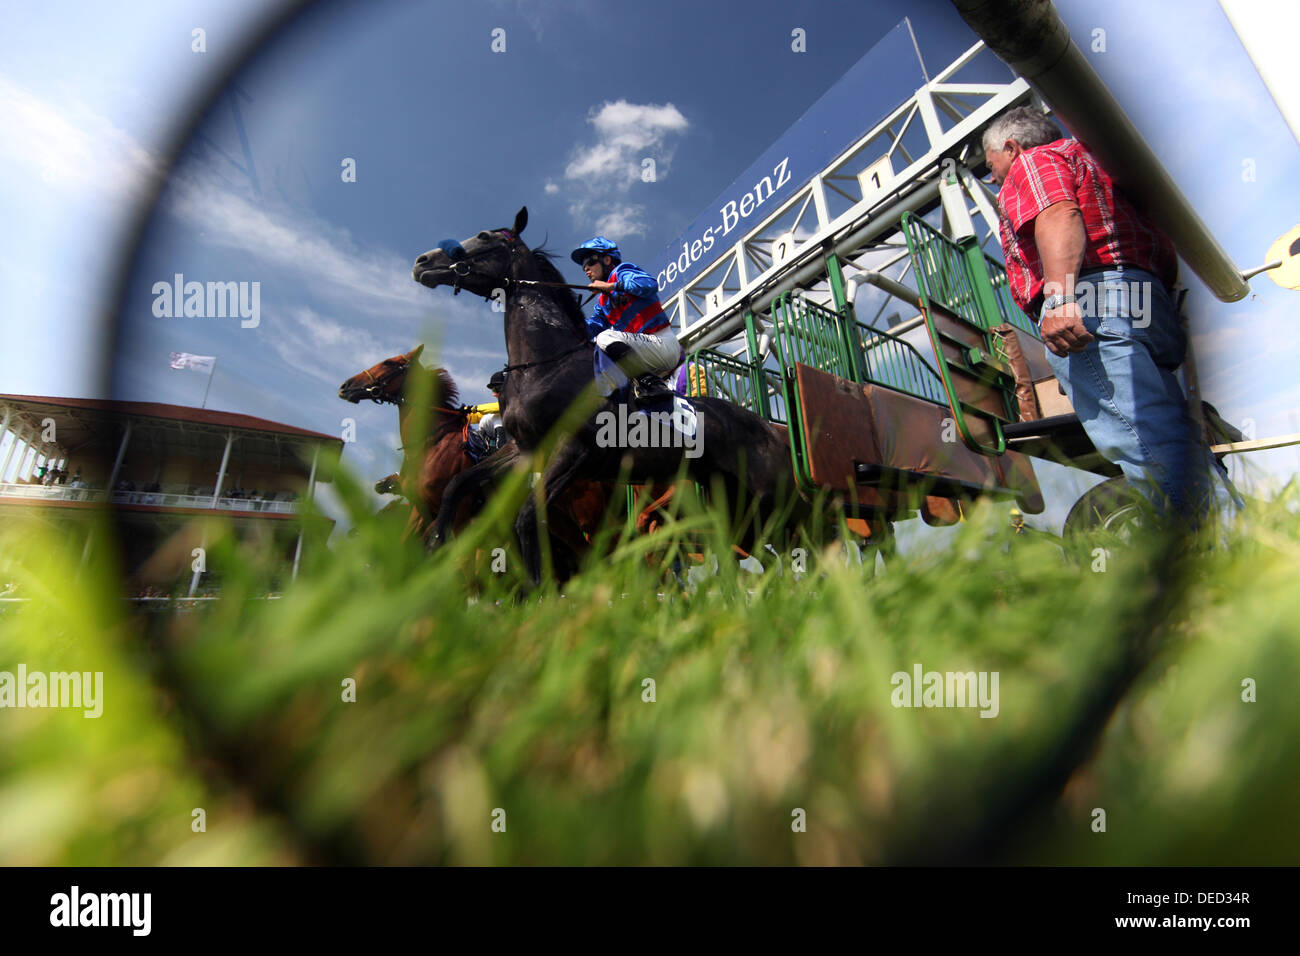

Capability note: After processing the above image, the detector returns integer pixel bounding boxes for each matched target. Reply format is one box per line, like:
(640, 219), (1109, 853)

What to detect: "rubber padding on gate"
(794, 364), (1043, 513)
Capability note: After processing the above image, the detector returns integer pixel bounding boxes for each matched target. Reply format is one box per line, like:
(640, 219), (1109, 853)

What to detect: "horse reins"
(500, 341), (592, 375)
(438, 230), (598, 304)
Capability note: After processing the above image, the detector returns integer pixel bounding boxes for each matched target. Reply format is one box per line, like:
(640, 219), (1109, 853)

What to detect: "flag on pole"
(169, 352), (216, 373)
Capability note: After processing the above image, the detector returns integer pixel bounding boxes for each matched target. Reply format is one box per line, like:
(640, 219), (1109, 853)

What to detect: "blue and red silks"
(586, 262), (669, 338)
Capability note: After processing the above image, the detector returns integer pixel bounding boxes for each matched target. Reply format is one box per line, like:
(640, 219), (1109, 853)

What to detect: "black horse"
(412, 207), (803, 583)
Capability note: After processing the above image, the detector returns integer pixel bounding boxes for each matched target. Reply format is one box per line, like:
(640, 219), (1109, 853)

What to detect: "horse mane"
(529, 245), (588, 332)
(409, 364), (468, 442)
(427, 366), (460, 410)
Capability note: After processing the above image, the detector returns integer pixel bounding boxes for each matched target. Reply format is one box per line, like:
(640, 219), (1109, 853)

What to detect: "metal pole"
(19, 442), (36, 481)
(848, 270), (923, 311)
(1179, 312), (1208, 437)
(211, 431), (233, 506)
(859, 315), (930, 348)
(826, 251), (868, 381)
(187, 529), (206, 597)
(290, 443), (320, 581)
(0, 408), (11, 481)
(201, 357), (217, 410)
(306, 443), (319, 500)
(0, 422), (20, 483)
(742, 311), (773, 420)
(949, 0), (1250, 302)
(5, 431), (25, 483)
(106, 419), (133, 491)
(290, 530), (304, 581)
(1211, 434), (1300, 456)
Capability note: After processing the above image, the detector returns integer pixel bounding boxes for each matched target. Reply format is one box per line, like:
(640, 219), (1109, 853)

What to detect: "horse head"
(412, 207), (529, 299)
(338, 344), (434, 405)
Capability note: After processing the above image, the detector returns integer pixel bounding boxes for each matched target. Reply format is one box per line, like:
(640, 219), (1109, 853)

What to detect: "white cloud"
(565, 142), (628, 182)
(0, 74), (162, 202)
(590, 206), (649, 238)
(0, 76), (166, 397)
(561, 99), (689, 239)
(259, 305), (392, 388)
(0, 76), (457, 327)
(564, 100), (688, 187)
(163, 168), (430, 319)
(0, 75), (478, 405)
(590, 101), (689, 149)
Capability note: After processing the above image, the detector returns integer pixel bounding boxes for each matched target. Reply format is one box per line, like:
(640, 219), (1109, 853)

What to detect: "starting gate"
(653, 13), (1281, 534)
(661, 24), (1056, 524)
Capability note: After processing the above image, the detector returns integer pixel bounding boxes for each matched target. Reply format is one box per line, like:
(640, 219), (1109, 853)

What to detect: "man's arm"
(1035, 200), (1085, 294)
(1031, 200), (1093, 356)
(614, 265), (659, 298)
(590, 265), (657, 297)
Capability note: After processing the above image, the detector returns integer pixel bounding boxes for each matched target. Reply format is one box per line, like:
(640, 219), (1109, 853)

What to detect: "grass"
(2, 464), (1298, 865)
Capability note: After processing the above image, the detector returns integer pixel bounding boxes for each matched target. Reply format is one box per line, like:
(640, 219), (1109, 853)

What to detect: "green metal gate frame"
(688, 300), (951, 491)
(682, 218), (1040, 494)
(900, 211), (1026, 456)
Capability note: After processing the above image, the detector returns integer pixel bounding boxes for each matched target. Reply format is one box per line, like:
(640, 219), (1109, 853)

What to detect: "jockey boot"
(601, 340), (636, 373)
(599, 340), (642, 400)
(633, 372), (672, 406)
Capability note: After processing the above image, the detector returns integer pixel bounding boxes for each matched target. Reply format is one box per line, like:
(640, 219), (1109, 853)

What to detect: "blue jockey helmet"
(570, 237), (622, 266)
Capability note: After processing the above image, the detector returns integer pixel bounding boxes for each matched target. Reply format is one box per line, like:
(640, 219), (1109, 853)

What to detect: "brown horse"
(340, 347), (615, 575)
(339, 345), (479, 542)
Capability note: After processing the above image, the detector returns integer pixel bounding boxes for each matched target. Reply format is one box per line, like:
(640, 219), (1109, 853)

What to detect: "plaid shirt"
(996, 138), (1177, 314)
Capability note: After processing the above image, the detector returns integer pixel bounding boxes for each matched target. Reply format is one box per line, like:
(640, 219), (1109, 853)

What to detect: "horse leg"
(401, 504), (425, 543)
(427, 449), (513, 550)
(515, 441), (604, 586)
(636, 483), (676, 536)
(864, 517), (897, 574)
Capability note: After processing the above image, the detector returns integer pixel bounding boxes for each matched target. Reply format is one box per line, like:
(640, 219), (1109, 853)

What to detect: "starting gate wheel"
(1062, 476), (1144, 538)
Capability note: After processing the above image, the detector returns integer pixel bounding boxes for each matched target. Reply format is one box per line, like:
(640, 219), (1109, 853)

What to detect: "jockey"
(477, 370), (508, 449)
(571, 236), (684, 404)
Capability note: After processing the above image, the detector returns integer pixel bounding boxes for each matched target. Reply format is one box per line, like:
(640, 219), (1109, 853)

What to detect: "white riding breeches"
(594, 327), (683, 377)
(593, 327), (684, 397)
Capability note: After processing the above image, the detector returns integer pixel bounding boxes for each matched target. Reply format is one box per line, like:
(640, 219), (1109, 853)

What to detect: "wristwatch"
(1041, 292), (1076, 312)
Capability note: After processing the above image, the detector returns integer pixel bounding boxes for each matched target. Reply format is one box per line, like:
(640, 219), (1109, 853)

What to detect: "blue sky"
(2, 0), (1298, 535)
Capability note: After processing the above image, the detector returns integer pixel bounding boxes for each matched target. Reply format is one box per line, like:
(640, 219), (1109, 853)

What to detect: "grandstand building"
(0, 395), (342, 593)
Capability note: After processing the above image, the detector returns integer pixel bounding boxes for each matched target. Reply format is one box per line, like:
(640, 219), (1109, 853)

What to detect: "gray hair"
(982, 106), (1062, 155)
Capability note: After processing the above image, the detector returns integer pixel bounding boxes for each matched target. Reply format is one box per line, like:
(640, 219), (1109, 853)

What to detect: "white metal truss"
(673, 40), (1037, 352)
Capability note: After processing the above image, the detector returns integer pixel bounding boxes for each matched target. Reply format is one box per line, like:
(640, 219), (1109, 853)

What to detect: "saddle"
(462, 422), (491, 463)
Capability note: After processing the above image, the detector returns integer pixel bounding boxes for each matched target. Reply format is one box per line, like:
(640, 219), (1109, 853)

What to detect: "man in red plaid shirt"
(983, 105), (1239, 525)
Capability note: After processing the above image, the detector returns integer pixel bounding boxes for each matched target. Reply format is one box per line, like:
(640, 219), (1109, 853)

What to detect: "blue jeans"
(1042, 268), (1242, 524)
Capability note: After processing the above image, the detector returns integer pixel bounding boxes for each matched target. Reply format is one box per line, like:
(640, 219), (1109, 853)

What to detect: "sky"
(1, 0), (1298, 539)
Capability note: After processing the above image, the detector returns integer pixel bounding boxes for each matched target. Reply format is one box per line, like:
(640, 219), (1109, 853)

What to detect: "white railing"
(0, 482), (299, 513)
(665, 40), (1033, 350)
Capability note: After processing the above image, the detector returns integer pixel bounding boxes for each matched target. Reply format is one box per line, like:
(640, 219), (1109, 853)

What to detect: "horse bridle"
(359, 362), (409, 405)
(434, 228), (595, 372)
(437, 229), (518, 297)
